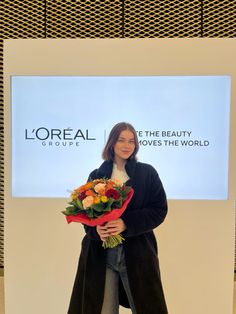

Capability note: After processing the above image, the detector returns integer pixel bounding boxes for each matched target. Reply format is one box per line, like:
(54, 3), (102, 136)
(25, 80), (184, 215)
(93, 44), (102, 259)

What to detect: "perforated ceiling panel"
(1, 0), (236, 270)
(46, 0), (123, 38)
(124, 0), (202, 37)
(4, 0), (45, 38)
(203, 0), (236, 37)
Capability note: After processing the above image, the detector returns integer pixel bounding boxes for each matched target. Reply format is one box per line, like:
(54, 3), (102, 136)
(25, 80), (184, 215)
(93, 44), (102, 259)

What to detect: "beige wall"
(4, 39), (236, 314)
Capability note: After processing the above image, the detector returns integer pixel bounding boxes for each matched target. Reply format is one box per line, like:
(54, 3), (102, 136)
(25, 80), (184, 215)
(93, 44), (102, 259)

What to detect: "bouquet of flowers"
(62, 178), (134, 248)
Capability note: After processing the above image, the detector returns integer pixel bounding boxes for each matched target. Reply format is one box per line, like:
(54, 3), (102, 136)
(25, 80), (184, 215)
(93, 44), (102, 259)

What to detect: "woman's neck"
(114, 157), (126, 171)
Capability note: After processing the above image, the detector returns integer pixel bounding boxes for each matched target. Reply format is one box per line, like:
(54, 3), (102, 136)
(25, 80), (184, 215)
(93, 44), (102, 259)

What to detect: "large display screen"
(11, 75), (231, 199)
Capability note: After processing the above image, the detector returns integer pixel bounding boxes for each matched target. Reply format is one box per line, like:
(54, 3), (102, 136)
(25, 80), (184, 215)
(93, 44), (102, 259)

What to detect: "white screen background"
(11, 75), (231, 199)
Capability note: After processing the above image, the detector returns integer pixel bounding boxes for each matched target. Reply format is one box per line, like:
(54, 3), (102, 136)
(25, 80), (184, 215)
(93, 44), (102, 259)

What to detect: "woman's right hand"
(96, 224), (110, 241)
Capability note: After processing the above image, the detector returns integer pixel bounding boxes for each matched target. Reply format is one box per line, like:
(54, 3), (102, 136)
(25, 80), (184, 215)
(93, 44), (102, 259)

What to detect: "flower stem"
(102, 234), (125, 249)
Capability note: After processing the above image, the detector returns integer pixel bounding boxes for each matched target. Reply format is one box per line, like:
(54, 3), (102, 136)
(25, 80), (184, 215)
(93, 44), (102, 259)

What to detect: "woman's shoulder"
(135, 161), (163, 187)
(136, 161), (158, 173)
(137, 161), (163, 182)
(88, 168), (98, 180)
(88, 160), (113, 180)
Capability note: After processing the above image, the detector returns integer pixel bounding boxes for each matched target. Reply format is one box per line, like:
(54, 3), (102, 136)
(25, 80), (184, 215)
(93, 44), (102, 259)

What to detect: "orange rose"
(85, 190), (96, 197)
(106, 181), (115, 190)
(83, 182), (93, 190)
(94, 183), (106, 195)
(82, 196), (94, 209)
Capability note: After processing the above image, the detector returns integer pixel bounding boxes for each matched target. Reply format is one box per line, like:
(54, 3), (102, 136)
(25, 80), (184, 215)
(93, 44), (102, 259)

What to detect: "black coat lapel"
(125, 158), (137, 186)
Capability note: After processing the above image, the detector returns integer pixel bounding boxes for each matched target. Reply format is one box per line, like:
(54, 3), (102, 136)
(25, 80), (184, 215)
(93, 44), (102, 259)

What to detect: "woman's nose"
(124, 141), (132, 147)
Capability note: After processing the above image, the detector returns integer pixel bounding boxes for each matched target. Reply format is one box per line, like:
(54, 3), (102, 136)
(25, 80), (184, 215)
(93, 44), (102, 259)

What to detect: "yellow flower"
(100, 195), (108, 203)
(94, 197), (101, 204)
(71, 192), (78, 201)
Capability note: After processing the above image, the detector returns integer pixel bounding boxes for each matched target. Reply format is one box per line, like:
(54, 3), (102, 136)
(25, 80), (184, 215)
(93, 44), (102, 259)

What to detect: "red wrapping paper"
(66, 188), (134, 226)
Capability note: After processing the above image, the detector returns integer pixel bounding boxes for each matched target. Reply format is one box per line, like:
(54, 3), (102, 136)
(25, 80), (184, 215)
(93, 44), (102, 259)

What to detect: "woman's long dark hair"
(102, 122), (139, 161)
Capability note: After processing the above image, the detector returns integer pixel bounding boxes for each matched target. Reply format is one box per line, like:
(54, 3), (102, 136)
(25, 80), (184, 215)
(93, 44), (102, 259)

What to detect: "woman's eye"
(117, 139), (135, 144)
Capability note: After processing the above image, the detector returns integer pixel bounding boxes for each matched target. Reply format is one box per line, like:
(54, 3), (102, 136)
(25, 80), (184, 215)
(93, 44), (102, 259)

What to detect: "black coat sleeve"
(121, 166), (168, 237)
(83, 224), (100, 241)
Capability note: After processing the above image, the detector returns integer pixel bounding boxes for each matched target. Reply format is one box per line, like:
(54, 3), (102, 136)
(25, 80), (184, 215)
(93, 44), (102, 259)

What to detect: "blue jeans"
(101, 245), (137, 314)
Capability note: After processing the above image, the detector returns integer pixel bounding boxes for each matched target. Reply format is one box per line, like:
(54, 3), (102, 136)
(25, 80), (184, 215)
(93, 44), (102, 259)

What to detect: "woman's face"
(113, 129), (136, 162)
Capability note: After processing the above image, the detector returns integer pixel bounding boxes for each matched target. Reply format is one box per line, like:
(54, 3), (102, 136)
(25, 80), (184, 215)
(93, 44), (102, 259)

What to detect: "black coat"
(68, 159), (168, 314)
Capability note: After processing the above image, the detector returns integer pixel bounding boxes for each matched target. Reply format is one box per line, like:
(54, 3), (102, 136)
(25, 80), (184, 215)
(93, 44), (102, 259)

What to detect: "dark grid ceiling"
(3, 0), (236, 38)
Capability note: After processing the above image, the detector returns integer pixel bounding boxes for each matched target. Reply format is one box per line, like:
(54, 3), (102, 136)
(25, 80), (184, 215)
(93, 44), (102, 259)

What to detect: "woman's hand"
(106, 219), (126, 236)
(96, 224), (110, 241)
(96, 219), (126, 241)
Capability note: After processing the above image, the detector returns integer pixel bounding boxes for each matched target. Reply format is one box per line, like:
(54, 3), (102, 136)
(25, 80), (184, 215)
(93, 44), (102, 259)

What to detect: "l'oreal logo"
(25, 127), (96, 141)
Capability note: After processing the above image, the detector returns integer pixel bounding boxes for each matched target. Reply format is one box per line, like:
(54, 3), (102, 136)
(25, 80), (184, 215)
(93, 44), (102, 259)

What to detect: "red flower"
(78, 191), (87, 201)
(105, 188), (120, 200)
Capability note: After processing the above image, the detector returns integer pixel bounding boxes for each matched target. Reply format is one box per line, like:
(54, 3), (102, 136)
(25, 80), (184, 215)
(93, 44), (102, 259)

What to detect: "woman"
(68, 122), (168, 314)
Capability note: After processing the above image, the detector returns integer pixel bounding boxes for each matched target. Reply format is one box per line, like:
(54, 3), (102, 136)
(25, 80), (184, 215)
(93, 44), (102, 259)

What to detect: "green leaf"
(104, 198), (114, 211)
(66, 205), (76, 211)
(113, 199), (122, 208)
(62, 206), (78, 216)
(90, 203), (105, 212)
(86, 208), (94, 218)
(76, 199), (84, 210)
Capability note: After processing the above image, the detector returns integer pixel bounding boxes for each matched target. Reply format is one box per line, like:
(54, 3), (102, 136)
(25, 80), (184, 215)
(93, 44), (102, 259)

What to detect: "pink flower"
(82, 196), (94, 209)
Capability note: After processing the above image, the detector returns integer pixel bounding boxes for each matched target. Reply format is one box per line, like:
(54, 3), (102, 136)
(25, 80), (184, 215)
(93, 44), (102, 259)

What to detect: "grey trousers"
(101, 245), (137, 314)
